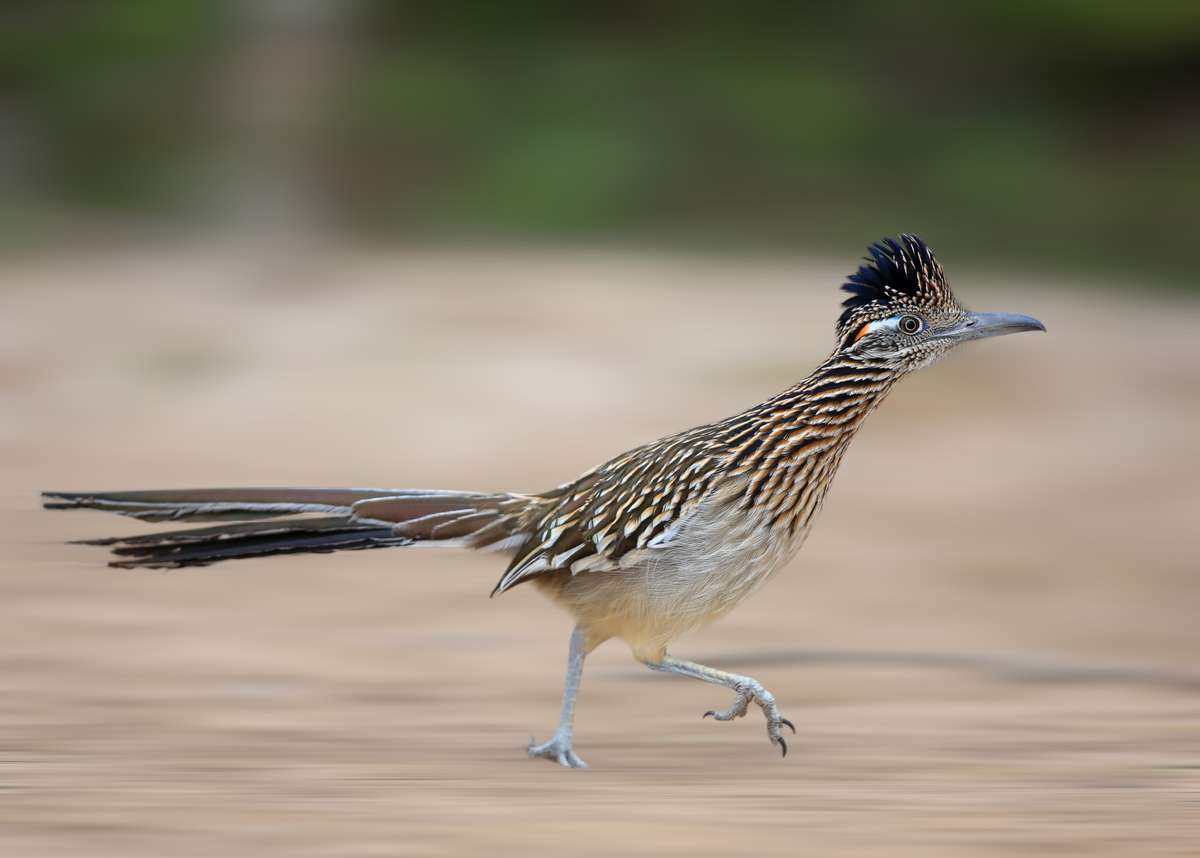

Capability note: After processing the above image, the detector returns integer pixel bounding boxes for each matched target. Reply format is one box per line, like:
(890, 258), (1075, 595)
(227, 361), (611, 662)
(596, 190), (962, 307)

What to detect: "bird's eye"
(898, 315), (923, 335)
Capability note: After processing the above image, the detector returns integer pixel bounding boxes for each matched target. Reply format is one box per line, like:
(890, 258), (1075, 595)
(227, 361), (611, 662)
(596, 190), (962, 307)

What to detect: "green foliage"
(0, 0), (225, 210)
(2, 1), (1198, 282)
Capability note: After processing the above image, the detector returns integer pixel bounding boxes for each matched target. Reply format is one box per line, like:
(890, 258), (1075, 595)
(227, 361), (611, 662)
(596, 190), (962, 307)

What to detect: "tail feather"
(43, 487), (539, 569)
(105, 519), (407, 569)
(74, 515), (359, 547)
(42, 487), (392, 522)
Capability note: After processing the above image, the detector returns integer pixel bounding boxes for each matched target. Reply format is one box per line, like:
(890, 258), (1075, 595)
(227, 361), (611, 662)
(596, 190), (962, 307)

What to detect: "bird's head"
(836, 235), (1044, 371)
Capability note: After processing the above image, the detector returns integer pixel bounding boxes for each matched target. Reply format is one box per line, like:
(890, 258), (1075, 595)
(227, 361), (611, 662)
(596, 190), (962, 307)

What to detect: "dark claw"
(703, 710), (715, 719)
(778, 737), (788, 758)
(780, 717), (796, 734)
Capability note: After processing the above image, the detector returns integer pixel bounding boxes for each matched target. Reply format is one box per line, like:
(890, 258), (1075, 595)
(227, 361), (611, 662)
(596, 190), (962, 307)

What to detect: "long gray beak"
(939, 311), (1046, 343)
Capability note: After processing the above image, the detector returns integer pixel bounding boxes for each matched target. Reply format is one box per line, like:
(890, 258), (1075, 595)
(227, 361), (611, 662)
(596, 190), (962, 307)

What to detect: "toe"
(529, 737), (588, 769)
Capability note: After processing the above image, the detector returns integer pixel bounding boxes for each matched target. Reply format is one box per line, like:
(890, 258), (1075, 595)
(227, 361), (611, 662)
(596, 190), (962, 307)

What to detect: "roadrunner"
(45, 236), (1044, 768)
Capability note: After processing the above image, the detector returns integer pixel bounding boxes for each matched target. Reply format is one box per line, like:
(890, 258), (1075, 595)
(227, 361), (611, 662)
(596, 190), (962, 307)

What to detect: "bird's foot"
(527, 733), (588, 769)
(703, 679), (795, 757)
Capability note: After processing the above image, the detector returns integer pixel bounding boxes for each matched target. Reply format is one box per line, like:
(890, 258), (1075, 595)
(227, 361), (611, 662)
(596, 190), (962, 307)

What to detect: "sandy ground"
(2, 247), (1198, 856)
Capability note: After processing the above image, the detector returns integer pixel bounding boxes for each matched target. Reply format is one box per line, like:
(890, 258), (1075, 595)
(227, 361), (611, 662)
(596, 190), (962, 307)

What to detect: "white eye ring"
(898, 315), (923, 335)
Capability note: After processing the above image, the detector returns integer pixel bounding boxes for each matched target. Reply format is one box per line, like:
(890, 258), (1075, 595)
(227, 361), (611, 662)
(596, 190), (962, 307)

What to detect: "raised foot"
(702, 679), (796, 757)
(527, 735), (588, 769)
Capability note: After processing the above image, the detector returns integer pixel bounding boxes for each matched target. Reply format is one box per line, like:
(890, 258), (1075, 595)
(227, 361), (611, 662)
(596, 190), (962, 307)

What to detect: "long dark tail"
(43, 487), (536, 569)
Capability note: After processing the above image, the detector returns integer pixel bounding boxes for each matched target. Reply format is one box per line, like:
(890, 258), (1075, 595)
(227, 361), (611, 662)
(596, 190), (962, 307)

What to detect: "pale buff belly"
(534, 502), (810, 660)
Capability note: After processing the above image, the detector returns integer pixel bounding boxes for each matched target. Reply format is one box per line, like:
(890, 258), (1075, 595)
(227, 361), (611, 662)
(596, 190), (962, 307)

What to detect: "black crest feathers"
(838, 235), (951, 331)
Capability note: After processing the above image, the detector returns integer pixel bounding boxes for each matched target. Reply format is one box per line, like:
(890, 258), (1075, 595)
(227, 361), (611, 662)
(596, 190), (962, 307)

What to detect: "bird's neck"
(775, 352), (901, 430)
(741, 352), (900, 437)
(721, 353), (901, 532)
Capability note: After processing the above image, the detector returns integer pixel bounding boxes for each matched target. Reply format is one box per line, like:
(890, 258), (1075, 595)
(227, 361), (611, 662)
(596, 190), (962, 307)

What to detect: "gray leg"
(644, 654), (795, 757)
(528, 624), (589, 768)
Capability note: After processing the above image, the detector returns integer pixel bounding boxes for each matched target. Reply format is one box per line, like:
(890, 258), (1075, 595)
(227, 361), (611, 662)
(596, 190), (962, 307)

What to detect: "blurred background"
(3, 0), (1199, 279)
(2, 3), (1198, 857)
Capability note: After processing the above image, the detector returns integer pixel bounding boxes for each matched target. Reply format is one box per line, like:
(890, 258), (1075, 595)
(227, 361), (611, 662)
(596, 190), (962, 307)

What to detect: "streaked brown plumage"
(43, 236), (1045, 768)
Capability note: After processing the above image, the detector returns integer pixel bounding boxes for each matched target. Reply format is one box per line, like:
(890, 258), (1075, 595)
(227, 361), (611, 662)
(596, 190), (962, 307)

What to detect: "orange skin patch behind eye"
(853, 322), (872, 342)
